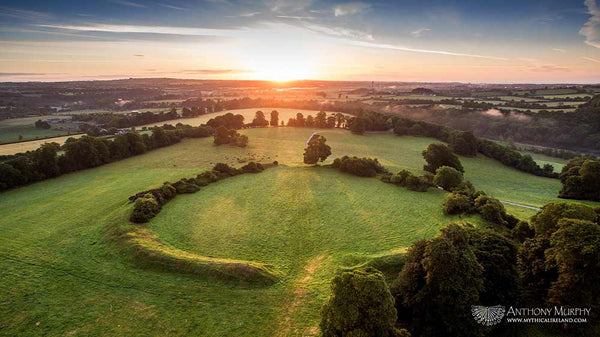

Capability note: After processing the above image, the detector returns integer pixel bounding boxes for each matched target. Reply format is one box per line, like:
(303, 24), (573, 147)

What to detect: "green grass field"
(0, 115), (80, 144)
(2, 126), (598, 336)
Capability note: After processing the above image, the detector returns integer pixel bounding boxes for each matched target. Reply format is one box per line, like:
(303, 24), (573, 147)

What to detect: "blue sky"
(0, 0), (599, 82)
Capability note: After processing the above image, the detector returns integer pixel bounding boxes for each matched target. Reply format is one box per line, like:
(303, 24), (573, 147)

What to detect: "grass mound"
(120, 162), (280, 286)
(118, 227), (280, 286)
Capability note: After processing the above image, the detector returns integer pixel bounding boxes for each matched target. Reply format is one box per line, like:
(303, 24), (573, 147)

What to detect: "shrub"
(196, 170), (219, 186)
(161, 183), (177, 200)
(173, 179), (200, 194)
(434, 166), (462, 191)
(474, 195), (515, 227)
(241, 162), (264, 173)
(443, 193), (473, 214)
(332, 156), (387, 177)
(213, 163), (237, 176)
(406, 175), (429, 192)
(130, 193), (160, 223)
(390, 170), (411, 186)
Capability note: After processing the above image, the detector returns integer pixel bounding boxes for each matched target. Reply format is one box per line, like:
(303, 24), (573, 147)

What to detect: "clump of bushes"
(213, 126), (248, 147)
(433, 166), (462, 191)
(129, 162), (266, 223)
(443, 193), (473, 214)
(332, 156), (387, 177)
(384, 169), (432, 192)
(130, 193), (160, 223)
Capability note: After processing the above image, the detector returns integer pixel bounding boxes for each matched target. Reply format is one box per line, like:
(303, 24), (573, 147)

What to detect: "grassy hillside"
(1, 127), (598, 336)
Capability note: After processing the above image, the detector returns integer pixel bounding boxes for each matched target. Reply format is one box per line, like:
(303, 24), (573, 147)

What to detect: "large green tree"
(303, 134), (331, 165)
(320, 268), (404, 337)
(422, 143), (464, 173)
(392, 224), (485, 337)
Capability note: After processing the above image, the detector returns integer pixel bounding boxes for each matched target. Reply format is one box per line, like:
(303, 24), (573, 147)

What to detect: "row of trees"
(213, 126), (248, 148)
(287, 111), (345, 129)
(73, 108), (179, 129)
(130, 162), (267, 223)
(0, 124), (211, 191)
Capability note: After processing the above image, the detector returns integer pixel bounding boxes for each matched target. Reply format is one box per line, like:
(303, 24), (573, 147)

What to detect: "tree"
(546, 219), (600, 313)
(296, 113), (305, 127)
(270, 110), (279, 127)
(315, 111), (327, 128)
(349, 117), (367, 135)
(332, 156), (386, 177)
(335, 113), (345, 128)
(34, 119), (51, 129)
(392, 224), (484, 337)
(252, 110), (269, 127)
(303, 134), (331, 165)
(320, 268), (402, 337)
(422, 143), (464, 173)
(450, 131), (478, 156)
(433, 166), (462, 191)
(306, 115), (315, 128)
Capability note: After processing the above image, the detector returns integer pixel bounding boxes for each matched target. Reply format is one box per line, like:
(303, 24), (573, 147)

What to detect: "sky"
(0, 0), (599, 83)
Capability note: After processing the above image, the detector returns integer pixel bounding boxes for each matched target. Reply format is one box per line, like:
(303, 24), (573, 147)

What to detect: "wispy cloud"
(134, 54), (144, 57)
(0, 7), (50, 20)
(580, 0), (600, 48)
(158, 3), (186, 11)
(346, 40), (508, 60)
(277, 15), (314, 19)
(38, 23), (242, 38)
(181, 69), (251, 74)
(265, 0), (314, 13)
(552, 48), (566, 52)
(0, 72), (51, 76)
(226, 12), (261, 18)
(527, 64), (570, 72)
(302, 22), (373, 40)
(583, 56), (600, 63)
(110, 0), (146, 8)
(333, 2), (370, 17)
(410, 28), (431, 38)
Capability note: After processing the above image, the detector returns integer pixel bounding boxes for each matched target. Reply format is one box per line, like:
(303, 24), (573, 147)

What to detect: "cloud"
(277, 15), (314, 19)
(265, 0), (313, 13)
(527, 64), (570, 72)
(583, 56), (600, 63)
(134, 54), (144, 57)
(38, 23), (242, 38)
(226, 12), (261, 18)
(580, 0), (600, 48)
(346, 40), (508, 60)
(110, 0), (146, 8)
(181, 69), (251, 74)
(333, 2), (370, 17)
(0, 7), (50, 20)
(302, 22), (373, 40)
(410, 28), (431, 38)
(552, 48), (566, 52)
(0, 72), (50, 76)
(158, 3), (186, 11)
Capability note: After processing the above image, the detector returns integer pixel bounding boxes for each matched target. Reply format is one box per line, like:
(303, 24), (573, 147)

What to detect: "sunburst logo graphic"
(471, 305), (506, 326)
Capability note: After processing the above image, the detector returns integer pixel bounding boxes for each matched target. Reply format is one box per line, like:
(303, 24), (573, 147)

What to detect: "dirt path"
(275, 254), (326, 337)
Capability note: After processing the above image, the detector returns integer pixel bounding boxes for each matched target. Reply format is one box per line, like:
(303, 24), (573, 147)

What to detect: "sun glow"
(249, 61), (312, 82)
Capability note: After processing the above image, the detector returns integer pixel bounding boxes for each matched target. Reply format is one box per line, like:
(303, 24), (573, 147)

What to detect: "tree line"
(0, 124), (211, 191)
